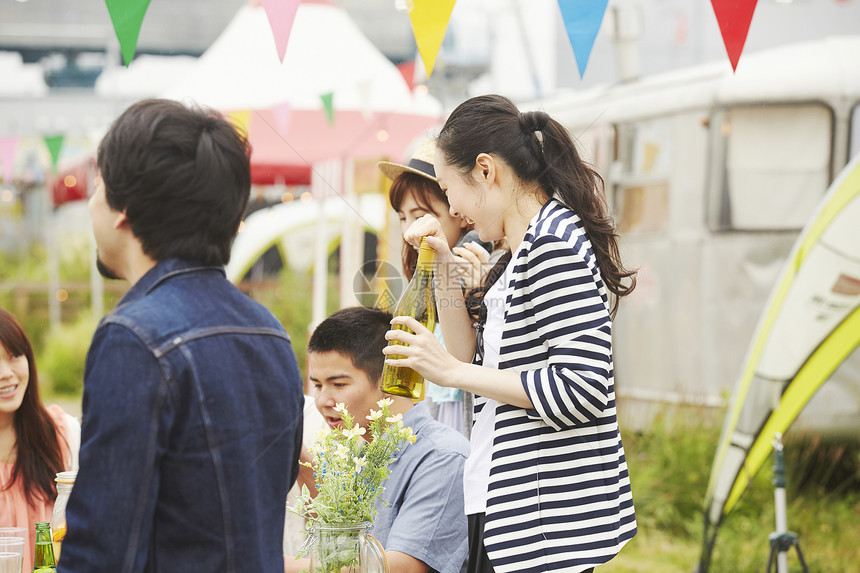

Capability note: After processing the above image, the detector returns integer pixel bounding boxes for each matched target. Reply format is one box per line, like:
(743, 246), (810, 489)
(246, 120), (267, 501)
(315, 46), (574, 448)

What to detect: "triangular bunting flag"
(557, 0), (609, 78)
(104, 0), (153, 66)
(261, 0), (302, 62)
(408, 0), (456, 78)
(227, 110), (252, 139)
(272, 101), (292, 135)
(0, 137), (19, 182)
(43, 135), (65, 173)
(711, 0), (758, 71)
(397, 60), (417, 91)
(320, 92), (335, 126)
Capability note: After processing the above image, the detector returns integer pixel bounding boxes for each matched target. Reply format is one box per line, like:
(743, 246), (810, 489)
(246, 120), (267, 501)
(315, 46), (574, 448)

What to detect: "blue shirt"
(60, 259), (304, 573)
(373, 403), (470, 573)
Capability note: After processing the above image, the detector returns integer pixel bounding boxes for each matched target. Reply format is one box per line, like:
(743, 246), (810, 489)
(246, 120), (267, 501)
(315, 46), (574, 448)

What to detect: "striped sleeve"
(514, 233), (612, 431)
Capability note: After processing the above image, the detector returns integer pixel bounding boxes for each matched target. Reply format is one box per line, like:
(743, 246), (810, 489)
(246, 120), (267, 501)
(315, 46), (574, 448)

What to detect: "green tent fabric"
(700, 154), (860, 570)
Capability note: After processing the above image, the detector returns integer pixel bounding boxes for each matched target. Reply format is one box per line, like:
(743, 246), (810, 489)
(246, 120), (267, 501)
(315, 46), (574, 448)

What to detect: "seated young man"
(286, 306), (470, 573)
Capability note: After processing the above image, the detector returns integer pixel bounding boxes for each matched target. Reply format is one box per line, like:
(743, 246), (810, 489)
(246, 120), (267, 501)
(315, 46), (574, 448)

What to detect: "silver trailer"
(531, 36), (860, 434)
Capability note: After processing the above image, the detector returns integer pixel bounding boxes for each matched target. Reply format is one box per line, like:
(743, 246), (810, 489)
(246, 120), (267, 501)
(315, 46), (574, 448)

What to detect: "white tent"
(165, 0), (439, 114)
(164, 0), (436, 318)
(0, 51), (47, 98)
(95, 55), (198, 99)
(163, 0), (441, 185)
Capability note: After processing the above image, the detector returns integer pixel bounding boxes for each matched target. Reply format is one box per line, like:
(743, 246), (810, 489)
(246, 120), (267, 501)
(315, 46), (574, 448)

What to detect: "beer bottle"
(381, 237), (436, 400)
(32, 521), (57, 572)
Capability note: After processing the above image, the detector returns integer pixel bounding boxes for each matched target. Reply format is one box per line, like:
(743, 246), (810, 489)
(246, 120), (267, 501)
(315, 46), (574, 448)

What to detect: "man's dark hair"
(97, 98), (251, 266)
(308, 307), (392, 385)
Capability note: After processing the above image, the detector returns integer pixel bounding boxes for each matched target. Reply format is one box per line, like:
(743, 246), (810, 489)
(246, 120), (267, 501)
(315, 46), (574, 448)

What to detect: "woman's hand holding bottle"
(403, 215), (452, 259)
(384, 316), (461, 389)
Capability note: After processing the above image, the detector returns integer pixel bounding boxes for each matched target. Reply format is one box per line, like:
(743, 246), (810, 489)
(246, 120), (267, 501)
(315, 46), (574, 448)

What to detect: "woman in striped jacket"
(383, 94), (637, 573)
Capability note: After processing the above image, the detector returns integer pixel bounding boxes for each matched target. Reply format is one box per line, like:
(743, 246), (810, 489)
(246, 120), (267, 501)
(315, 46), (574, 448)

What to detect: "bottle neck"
(415, 244), (434, 273)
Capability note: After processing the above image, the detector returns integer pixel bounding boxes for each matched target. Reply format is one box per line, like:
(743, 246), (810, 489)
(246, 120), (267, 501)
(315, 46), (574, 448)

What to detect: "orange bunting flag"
(408, 0), (456, 78)
(104, 0), (152, 66)
(711, 0), (759, 72)
(261, 0), (302, 62)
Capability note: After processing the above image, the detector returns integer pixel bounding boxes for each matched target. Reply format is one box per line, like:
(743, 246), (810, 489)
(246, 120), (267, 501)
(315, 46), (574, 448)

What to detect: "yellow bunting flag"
(408, 0), (456, 79)
(227, 110), (252, 139)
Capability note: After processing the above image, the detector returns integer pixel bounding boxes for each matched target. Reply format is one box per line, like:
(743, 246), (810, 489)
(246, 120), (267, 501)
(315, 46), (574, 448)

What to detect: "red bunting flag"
(397, 60), (416, 91)
(711, 0), (759, 72)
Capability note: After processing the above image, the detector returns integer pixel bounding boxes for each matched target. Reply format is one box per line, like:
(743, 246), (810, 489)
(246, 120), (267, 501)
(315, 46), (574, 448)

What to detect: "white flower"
(344, 423), (366, 440)
(376, 397), (394, 408)
(386, 413), (403, 424)
(366, 409), (383, 421)
(353, 456), (367, 474)
(334, 403), (348, 414)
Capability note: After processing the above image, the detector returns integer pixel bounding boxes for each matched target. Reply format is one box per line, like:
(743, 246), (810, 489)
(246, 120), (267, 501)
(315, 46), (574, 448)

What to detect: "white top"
(463, 256), (514, 514)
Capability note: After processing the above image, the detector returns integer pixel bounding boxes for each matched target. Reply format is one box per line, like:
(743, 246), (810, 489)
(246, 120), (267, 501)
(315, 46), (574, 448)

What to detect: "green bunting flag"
(321, 92), (335, 126)
(43, 135), (65, 173)
(105, 0), (153, 66)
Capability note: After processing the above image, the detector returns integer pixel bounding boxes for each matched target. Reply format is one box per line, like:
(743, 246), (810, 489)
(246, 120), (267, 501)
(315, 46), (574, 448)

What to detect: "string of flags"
(0, 0), (765, 189)
(104, 0), (761, 79)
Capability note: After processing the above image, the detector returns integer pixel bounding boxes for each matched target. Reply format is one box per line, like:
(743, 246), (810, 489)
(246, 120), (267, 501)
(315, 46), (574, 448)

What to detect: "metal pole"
(47, 209), (61, 331)
(772, 433), (788, 573)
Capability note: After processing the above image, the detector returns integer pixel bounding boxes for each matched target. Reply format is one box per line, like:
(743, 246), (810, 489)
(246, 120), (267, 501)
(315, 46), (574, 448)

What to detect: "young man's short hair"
(97, 98), (251, 266)
(308, 307), (392, 385)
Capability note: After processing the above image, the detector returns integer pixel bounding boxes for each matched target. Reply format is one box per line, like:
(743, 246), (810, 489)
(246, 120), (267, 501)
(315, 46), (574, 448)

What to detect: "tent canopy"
(700, 153), (860, 571)
(164, 0), (441, 185)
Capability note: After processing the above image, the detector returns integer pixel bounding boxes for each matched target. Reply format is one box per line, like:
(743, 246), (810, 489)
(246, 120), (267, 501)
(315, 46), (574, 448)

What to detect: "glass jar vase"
(50, 470), (77, 563)
(298, 522), (388, 573)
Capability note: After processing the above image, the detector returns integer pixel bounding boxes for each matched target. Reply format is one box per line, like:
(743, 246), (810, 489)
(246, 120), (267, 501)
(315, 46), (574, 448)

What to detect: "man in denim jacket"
(59, 99), (304, 573)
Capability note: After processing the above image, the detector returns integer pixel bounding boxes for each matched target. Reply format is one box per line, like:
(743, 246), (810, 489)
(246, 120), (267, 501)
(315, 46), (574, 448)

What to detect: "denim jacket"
(60, 259), (304, 573)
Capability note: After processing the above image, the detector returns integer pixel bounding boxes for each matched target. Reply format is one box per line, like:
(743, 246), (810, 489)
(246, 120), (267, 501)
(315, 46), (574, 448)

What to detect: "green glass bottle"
(381, 237), (436, 400)
(33, 521), (57, 572)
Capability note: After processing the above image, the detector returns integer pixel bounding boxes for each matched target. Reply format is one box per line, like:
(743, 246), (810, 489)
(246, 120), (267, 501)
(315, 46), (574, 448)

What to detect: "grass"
(602, 408), (860, 573)
(15, 254), (860, 572)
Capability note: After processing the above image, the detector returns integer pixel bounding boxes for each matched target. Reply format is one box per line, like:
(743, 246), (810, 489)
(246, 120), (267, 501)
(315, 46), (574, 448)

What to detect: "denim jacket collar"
(119, 258), (225, 307)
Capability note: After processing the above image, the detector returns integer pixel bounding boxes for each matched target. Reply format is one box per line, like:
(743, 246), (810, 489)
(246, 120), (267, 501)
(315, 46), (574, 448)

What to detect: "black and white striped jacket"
(479, 199), (637, 572)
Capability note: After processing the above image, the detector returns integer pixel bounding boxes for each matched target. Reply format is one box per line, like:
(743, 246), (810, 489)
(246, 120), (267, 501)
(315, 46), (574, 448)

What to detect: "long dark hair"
(437, 94), (636, 319)
(0, 307), (65, 506)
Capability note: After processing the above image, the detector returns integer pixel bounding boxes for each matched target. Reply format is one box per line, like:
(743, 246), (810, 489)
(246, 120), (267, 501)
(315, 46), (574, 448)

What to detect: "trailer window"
(850, 102), (860, 162)
(612, 119), (672, 234)
(709, 104), (833, 231)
